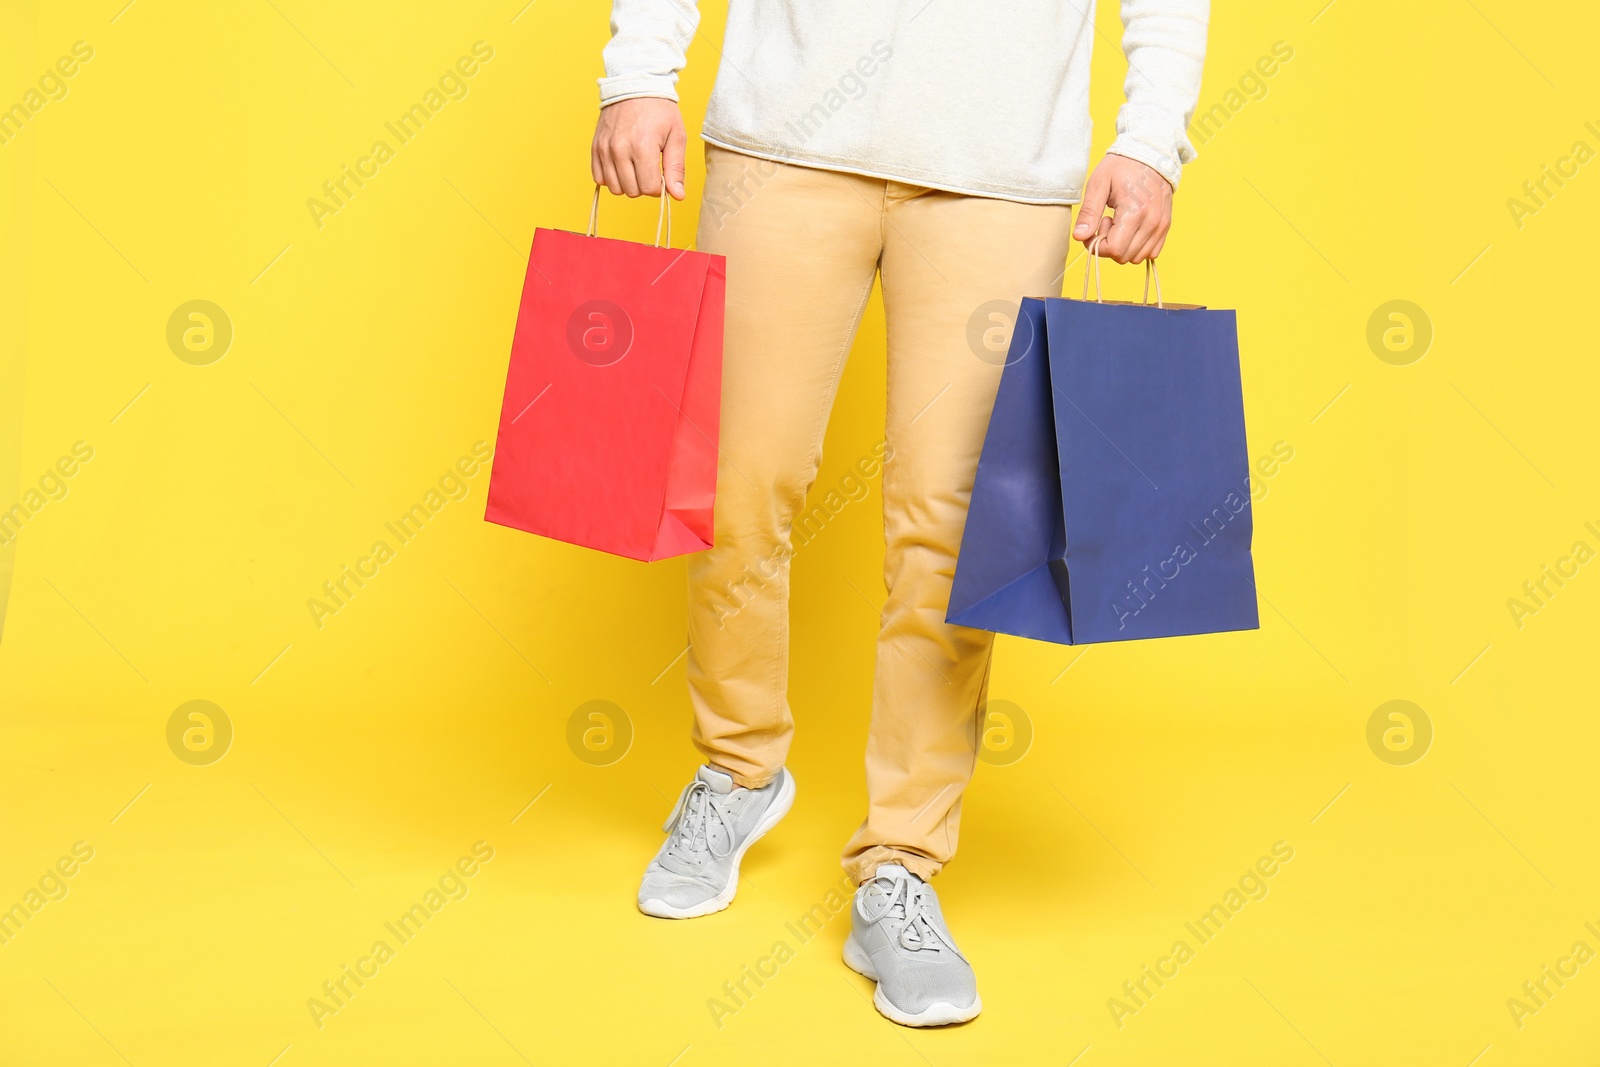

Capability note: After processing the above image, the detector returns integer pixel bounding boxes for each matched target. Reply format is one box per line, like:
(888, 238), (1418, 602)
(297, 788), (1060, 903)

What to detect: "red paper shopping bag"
(486, 188), (725, 561)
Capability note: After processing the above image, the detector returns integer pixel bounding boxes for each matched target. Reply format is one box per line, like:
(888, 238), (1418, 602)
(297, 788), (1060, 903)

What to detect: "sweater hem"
(700, 128), (1083, 207)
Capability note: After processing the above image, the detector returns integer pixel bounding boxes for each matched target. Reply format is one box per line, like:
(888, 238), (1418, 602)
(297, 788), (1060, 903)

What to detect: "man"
(593, 0), (1207, 1027)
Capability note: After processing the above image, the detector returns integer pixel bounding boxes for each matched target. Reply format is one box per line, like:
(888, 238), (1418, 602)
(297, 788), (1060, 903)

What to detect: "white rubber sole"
(843, 935), (983, 1027)
(637, 771), (796, 920)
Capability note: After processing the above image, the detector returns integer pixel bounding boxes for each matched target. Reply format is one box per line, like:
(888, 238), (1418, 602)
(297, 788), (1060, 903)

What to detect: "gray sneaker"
(843, 864), (982, 1026)
(637, 765), (795, 919)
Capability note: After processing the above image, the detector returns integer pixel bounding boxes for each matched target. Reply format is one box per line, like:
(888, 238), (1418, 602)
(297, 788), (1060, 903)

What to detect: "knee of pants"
(884, 508), (968, 584)
(692, 498), (794, 604)
(712, 462), (818, 545)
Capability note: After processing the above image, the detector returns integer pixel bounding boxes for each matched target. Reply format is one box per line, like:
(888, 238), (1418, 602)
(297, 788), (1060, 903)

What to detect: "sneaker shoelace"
(660, 780), (737, 870)
(869, 875), (946, 954)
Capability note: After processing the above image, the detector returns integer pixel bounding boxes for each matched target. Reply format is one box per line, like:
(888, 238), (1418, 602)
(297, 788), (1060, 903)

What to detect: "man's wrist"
(598, 77), (680, 109)
(1104, 140), (1182, 190)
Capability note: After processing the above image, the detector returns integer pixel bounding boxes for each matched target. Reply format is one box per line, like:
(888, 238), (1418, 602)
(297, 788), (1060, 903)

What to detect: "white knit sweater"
(599, 0), (1209, 205)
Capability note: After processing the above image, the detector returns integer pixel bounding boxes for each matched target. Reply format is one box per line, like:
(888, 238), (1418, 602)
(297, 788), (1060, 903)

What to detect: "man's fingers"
(633, 143), (663, 195)
(1139, 214), (1172, 264)
(1077, 210), (1109, 246)
(1094, 215), (1112, 252)
(597, 150), (624, 197)
(664, 123), (688, 200)
(1127, 216), (1164, 265)
(590, 100), (688, 200)
(1073, 155), (1175, 264)
(1075, 171), (1111, 242)
(1102, 207), (1141, 264)
(616, 153), (642, 198)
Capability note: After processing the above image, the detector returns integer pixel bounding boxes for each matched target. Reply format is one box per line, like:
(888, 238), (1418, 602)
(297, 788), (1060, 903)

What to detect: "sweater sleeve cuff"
(1105, 136), (1185, 190)
(598, 73), (680, 108)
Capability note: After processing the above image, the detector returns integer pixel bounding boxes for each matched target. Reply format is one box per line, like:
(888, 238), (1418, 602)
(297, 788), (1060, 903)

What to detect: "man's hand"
(592, 97), (687, 200)
(1073, 155), (1173, 264)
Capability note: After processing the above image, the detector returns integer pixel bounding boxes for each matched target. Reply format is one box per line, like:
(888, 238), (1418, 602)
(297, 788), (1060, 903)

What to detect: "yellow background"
(3, 1), (1598, 1063)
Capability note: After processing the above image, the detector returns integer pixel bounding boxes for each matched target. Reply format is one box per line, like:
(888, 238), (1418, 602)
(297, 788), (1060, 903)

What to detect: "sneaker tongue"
(869, 864), (926, 925)
(868, 866), (943, 951)
(697, 765), (736, 794)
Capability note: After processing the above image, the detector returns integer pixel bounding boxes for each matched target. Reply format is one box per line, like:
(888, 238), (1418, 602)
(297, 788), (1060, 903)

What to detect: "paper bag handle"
(1082, 235), (1164, 308)
(586, 178), (672, 248)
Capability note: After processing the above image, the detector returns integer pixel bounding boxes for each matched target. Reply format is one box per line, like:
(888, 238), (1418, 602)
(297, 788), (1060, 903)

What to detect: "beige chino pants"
(687, 145), (1074, 885)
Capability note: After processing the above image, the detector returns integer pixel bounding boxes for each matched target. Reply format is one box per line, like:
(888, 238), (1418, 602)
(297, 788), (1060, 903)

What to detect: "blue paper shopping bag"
(947, 254), (1259, 644)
